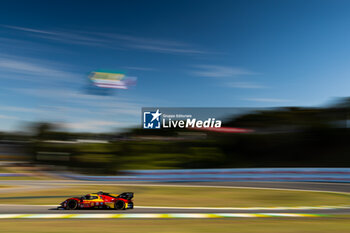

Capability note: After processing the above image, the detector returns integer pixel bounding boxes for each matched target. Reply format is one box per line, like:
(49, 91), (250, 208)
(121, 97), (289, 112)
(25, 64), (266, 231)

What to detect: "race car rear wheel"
(66, 200), (78, 210)
(114, 200), (125, 210)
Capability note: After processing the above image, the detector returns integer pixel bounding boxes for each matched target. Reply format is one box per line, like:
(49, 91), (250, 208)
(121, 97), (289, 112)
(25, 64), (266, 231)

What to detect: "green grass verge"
(0, 167), (10, 172)
(0, 184), (348, 207)
(0, 218), (350, 233)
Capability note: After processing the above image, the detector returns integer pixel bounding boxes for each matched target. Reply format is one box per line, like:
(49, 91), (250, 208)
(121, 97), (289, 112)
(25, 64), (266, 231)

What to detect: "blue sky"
(1, 0), (350, 132)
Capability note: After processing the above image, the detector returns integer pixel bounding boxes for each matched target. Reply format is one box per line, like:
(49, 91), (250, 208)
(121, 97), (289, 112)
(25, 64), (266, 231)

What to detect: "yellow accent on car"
(105, 202), (115, 209)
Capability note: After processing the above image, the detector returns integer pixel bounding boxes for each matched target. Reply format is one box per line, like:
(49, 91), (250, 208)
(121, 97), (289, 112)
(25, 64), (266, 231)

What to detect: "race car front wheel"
(114, 201), (125, 210)
(66, 200), (78, 210)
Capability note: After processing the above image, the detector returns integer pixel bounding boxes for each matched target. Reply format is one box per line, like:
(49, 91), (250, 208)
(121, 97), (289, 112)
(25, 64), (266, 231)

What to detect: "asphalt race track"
(0, 205), (349, 215)
(0, 180), (349, 215)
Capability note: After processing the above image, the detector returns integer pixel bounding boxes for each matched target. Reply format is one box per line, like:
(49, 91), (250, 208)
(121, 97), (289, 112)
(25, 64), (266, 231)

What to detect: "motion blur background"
(2, 1), (350, 232)
(1, 0), (350, 175)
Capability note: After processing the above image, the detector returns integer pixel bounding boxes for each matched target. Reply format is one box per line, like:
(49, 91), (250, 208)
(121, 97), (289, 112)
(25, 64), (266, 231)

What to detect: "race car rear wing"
(117, 192), (134, 200)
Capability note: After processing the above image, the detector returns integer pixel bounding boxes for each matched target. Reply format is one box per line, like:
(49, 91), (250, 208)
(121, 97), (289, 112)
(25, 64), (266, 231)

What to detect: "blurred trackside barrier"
(60, 168), (350, 183)
(0, 173), (30, 177)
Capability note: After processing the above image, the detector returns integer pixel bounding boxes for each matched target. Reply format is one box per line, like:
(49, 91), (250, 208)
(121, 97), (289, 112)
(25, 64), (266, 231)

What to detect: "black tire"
(114, 200), (125, 210)
(66, 200), (78, 210)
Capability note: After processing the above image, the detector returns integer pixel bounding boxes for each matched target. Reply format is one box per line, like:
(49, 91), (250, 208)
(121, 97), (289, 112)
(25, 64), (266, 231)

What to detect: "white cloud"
(96, 32), (207, 54)
(0, 58), (65, 76)
(3, 25), (57, 35)
(9, 87), (144, 118)
(3, 25), (108, 47)
(191, 65), (263, 89)
(227, 82), (266, 89)
(60, 120), (127, 131)
(0, 104), (82, 121)
(192, 65), (257, 78)
(128, 44), (204, 54)
(0, 37), (68, 54)
(244, 98), (292, 103)
(3, 25), (206, 55)
(0, 55), (79, 84)
(0, 105), (46, 114)
(0, 114), (17, 120)
(123, 66), (157, 71)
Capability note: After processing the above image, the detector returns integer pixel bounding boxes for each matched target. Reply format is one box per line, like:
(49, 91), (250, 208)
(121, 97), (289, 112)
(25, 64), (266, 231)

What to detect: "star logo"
(151, 109), (162, 122)
(143, 109), (162, 129)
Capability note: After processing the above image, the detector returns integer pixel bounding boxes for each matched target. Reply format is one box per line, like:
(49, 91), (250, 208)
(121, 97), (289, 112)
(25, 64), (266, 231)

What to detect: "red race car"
(58, 191), (134, 210)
